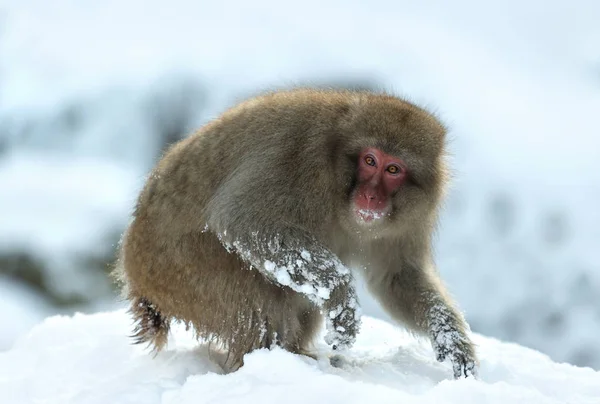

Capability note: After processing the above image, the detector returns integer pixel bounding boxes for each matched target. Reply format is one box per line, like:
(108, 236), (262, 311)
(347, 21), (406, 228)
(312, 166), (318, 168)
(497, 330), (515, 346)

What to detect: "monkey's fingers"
(325, 305), (361, 351)
(433, 334), (478, 379)
(464, 359), (478, 379)
(450, 352), (478, 380)
(325, 323), (357, 351)
(325, 328), (356, 351)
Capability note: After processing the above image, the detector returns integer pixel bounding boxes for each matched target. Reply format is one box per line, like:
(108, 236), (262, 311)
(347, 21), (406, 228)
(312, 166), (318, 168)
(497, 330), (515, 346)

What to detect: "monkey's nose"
(363, 191), (378, 202)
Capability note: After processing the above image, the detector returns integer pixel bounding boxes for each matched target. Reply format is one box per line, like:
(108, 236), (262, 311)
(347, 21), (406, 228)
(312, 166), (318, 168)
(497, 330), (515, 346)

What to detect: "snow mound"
(0, 278), (50, 350)
(1, 310), (598, 404)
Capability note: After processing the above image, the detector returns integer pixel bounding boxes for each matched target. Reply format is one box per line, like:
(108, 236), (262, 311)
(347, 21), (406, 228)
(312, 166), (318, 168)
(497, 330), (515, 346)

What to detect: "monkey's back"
(137, 90), (363, 240)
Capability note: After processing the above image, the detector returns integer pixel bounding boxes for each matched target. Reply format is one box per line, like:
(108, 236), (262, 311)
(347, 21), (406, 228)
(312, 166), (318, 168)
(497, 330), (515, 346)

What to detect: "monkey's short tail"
(129, 296), (171, 354)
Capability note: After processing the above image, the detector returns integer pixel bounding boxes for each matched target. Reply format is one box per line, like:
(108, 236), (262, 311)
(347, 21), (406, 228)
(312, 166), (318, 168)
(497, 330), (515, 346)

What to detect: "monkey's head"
(336, 93), (448, 239)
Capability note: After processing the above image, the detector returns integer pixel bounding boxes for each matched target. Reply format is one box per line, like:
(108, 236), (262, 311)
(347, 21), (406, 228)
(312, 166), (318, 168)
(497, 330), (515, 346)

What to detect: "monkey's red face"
(353, 148), (407, 223)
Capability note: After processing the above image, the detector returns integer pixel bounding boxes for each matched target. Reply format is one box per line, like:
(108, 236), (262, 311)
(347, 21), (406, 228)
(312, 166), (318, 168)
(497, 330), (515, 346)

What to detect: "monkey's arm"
(213, 223), (360, 350)
(370, 262), (478, 379)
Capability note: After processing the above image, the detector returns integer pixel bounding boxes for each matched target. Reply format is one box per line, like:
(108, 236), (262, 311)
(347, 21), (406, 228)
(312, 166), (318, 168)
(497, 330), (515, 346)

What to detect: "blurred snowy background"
(0, 0), (598, 369)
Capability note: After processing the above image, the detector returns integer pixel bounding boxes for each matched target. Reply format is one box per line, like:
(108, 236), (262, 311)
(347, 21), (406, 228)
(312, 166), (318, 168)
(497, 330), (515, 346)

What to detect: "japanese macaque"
(113, 88), (478, 378)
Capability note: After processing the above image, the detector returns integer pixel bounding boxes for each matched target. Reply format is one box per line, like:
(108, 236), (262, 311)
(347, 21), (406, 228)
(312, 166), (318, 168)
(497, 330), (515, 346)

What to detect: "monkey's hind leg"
(219, 298), (322, 371)
(291, 306), (322, 361)
(129, 296), (172, 354)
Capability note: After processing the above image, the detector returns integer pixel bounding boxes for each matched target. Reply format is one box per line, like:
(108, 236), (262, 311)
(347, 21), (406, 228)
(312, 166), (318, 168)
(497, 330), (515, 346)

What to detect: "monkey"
(112, 88), (478, 379)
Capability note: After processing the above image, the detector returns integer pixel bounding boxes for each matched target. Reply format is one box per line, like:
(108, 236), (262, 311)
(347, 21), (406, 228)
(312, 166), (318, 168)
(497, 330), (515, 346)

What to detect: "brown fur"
(113, 88), (476, 377)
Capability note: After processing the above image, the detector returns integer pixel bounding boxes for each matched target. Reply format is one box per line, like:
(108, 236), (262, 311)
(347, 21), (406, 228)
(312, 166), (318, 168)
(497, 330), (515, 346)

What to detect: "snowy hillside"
(1, 310), (599, 404)
(1, 0), (599, 371)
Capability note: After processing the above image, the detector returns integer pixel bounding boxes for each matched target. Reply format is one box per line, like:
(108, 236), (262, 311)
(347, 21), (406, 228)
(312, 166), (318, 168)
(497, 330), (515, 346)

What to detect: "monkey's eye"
(364, 155), (376, 166)
(387, 165), (402, 175)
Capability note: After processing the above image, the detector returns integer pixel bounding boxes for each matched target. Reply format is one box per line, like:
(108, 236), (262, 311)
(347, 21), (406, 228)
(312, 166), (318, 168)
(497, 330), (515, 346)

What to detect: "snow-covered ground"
(1, 0), (599, 372)
(0, 278), (50, 349)
(1, 310), (599, 404)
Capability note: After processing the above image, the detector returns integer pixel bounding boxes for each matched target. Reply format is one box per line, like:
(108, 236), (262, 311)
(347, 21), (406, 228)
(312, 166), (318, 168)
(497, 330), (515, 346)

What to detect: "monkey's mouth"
(355, 208), (390, 223)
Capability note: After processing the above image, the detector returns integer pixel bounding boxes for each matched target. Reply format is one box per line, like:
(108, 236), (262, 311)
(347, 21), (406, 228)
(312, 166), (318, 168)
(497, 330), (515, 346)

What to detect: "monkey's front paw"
(433, 331), (478, 379)
(324, 306), (361, 351)
(444, 349), (478, 379)
(325, 329), (355, 351)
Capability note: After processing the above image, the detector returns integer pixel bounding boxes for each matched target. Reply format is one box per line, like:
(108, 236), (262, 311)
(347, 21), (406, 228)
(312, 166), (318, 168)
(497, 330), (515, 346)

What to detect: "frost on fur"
(217, 231), (352, 306)
(216, 229), (361, 350)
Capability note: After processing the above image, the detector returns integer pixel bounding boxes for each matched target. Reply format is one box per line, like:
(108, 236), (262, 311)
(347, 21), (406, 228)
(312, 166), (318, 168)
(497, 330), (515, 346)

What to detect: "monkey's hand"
(324, 285), (361, 351)
(432, 327), (478, 379)
(428, 303), (478, 379)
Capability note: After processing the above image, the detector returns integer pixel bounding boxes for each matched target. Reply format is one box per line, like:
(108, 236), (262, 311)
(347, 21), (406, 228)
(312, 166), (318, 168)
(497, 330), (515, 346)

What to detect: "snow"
(1, 310), (599, 404)
(1, 0), (599, 370)
(0, 278), (50, 350)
